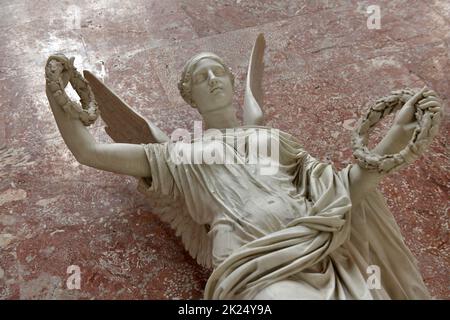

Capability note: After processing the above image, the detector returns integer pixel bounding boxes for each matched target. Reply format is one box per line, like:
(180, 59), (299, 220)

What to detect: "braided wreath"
(352, 88), (442, 174)
(45, 54), (99, 126)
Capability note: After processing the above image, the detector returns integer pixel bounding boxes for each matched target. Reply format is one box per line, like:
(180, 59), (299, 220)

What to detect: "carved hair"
(178, 52), (235, 107)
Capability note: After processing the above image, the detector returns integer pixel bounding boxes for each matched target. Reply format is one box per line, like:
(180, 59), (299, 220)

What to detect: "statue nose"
(208, 70), (218, 86)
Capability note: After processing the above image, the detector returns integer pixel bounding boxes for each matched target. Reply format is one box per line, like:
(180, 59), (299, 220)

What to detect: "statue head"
(178, 52), (235, 114)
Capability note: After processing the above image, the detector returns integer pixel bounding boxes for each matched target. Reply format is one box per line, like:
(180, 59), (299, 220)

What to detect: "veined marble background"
(0, 0), (448, 299)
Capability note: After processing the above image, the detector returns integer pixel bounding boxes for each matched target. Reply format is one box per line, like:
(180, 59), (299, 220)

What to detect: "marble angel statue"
(45, 34), (442, 299)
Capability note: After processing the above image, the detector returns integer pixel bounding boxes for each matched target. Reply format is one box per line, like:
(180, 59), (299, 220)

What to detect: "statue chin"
(199, 100), (233, 114)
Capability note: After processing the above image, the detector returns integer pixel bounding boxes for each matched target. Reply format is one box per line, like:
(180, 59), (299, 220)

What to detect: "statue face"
(190, 58), (233, 113)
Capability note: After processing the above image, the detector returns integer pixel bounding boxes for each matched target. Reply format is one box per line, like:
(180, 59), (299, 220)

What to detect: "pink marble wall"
(0, 0), (448, 299)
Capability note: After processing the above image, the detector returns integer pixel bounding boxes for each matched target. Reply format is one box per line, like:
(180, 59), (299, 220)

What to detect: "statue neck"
(202, 104), (239, 129)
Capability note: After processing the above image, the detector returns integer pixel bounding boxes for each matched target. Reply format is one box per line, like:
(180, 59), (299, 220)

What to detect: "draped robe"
(137, 126), (430, 299)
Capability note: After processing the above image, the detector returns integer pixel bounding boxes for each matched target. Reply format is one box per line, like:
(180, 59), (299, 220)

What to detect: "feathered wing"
(84, 70), (213, 267)
(137, 180), (213, 268)
(83, 70), (169, 144)
(243, 33), (265, 126)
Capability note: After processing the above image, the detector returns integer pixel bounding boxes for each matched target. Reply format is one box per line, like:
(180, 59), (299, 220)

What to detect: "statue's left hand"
(393, 87), (442, 130)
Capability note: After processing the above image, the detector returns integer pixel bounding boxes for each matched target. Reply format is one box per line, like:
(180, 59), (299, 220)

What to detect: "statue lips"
(210, 86), (223, 94)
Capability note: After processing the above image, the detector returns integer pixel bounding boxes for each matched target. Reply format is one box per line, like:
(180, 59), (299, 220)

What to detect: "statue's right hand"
(45, 54), (79, 118)
(45, 54), (75, 89)
(45, 55), (99, 126)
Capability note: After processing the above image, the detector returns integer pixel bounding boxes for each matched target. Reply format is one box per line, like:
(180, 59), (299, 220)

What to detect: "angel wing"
(83, 70), (169, 144)
(137, 179), (213, 268)
(243, 33), (266, 126)
(84, 70), (213, 268)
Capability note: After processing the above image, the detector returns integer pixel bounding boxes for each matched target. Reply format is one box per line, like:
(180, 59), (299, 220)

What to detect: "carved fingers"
(418, 94), (442, 112)
(409, 86), (427, 105)
(394, 87), (426, 126)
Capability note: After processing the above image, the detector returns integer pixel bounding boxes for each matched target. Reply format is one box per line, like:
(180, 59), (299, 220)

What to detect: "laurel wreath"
(352, 88), (442, 173)
(45, 54), (99, 126)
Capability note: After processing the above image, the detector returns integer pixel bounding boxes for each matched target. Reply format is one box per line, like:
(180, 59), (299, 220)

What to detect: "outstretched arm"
(46, 56), (152, 178)
(348, 87), (441, 205)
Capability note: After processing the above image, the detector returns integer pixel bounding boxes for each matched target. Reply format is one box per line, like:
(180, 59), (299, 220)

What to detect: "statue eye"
(214, 67), (225, 76)
(193, 72), (207, 84)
